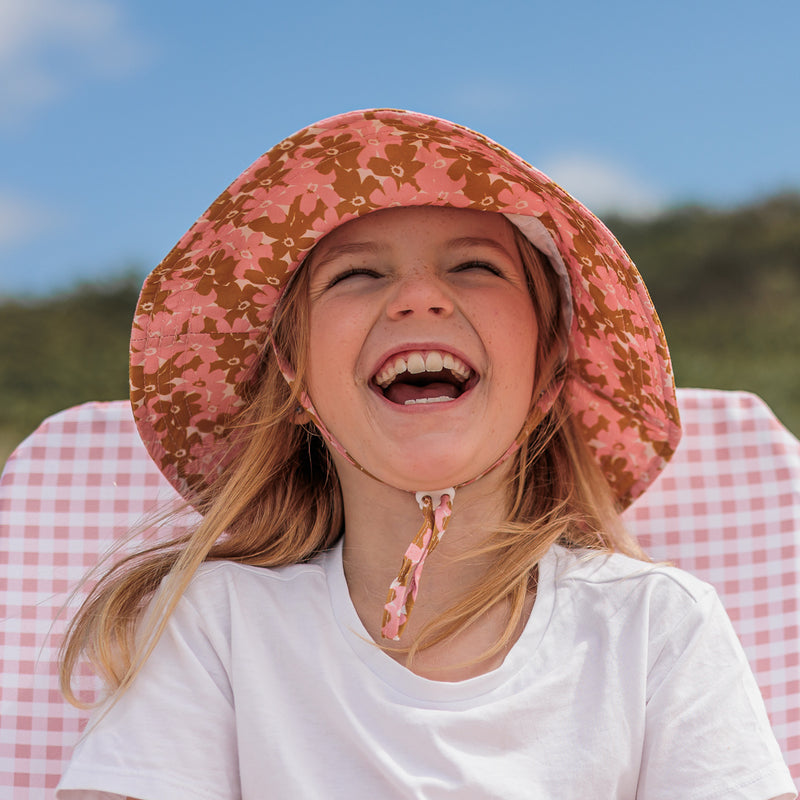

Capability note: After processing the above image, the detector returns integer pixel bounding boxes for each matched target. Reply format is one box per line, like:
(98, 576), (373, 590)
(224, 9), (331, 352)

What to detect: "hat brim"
(130, 108), (680, 508)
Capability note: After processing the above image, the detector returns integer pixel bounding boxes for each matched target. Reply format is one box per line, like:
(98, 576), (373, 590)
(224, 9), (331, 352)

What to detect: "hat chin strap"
(274, 344), (552, 641)
(381, 488), (455, 640)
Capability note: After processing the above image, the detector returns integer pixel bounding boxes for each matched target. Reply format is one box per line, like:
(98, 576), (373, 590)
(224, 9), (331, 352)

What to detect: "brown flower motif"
(331, 169), (383, 217)
(598, 453), (636, 503)
(249, 196), (319, 269)
(187, 250), (241, 298)
(298, 132), (362, 175)
(208, 333), (262, 385)
(460, 169), (513, 210)
(366, 142), (426, 189)
(436, 144), (499, 184)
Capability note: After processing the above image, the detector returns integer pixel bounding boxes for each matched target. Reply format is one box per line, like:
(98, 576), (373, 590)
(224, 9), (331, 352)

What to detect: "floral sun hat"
(130, 109), (681, 633)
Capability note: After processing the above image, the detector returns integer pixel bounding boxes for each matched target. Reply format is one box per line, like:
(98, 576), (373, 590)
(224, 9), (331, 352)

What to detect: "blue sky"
(1, 0), (798, 296)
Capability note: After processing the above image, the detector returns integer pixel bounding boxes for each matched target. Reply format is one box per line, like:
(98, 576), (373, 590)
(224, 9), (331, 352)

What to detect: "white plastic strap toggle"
(415, 487), (455, 510)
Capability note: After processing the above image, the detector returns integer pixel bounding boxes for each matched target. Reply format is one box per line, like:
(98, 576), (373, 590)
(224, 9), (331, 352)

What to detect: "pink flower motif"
(207, 313), (256, 335)
(369, 180), (422, 208)
(135, 308), (183, 339)
(497, 183), (549, 215)
(244, 285), (282, 325)
(172, 361), (211, 393)
(413, 161), (466, 197)
(241, 186), (291, 226)
(130, 345), (165, 377)
(318, 204), (354, 232)
(222, 225), (266, 256)
(297, 181), (339, 216)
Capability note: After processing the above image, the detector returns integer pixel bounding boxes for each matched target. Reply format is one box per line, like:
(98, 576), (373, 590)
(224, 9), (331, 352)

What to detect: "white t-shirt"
(57, 543), (797, 800)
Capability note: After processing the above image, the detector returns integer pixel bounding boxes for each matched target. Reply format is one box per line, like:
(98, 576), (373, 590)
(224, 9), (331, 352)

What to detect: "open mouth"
(373, 350), (475, 406)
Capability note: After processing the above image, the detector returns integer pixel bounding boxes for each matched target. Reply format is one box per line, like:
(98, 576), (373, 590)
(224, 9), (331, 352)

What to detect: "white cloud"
(540, 154), (666, 219)
(0, 0), (146, 126)
(0, 191), (47, 247)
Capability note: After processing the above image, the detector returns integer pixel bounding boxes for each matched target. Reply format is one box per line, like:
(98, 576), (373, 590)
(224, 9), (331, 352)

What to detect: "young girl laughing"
(57, 109), (796, 799)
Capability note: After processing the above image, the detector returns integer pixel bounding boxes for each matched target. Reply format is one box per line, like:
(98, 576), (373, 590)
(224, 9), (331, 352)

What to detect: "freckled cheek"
(308, 310), (371, 390)
(480, 301), (537, 352)
(498, 307), (539, 393)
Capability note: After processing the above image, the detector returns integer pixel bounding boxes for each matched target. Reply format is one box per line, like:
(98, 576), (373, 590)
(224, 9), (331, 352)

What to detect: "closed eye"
(326, 267), (384, 289)
(452, 260), (504, 277)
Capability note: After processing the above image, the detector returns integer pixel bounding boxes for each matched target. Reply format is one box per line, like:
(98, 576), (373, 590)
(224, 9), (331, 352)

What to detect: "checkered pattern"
(626, 389), (800, 784)
(1, 390), (798, 796)
(0, 401), (189, 797)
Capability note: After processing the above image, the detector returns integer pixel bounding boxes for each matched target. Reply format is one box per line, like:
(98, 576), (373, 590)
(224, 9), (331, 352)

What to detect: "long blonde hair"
(59, 221), (646, 705)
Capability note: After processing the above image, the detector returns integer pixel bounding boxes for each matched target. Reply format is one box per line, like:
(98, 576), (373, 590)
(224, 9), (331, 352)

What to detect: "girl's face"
(305, 206), (539, 492)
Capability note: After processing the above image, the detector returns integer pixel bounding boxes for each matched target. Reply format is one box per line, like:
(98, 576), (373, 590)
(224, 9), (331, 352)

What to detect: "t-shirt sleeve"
(56, 581), (239, 800)
(638, 584), (797, 800)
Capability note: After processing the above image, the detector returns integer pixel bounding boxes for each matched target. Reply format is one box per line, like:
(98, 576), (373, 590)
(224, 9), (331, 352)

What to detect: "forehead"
(311, 206), (518, 256)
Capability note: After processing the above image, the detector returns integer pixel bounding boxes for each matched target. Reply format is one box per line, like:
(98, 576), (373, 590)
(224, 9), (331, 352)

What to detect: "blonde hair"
(59, 220), (646, 705)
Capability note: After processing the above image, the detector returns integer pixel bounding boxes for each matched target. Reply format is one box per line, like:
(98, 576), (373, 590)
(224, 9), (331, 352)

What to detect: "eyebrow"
(445, 236), (514, 259)
(312, 241), (387, 270)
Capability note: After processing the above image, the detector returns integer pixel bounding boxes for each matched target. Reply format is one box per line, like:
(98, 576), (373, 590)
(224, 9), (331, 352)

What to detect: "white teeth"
(403, 396), (452, 405)
(374, 349), (472, 388)
(407, 353), (426, 374)
(424, 351), (443, 372)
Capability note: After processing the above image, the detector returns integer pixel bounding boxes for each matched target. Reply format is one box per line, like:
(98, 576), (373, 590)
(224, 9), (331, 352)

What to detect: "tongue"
(385, 381), (460, 405)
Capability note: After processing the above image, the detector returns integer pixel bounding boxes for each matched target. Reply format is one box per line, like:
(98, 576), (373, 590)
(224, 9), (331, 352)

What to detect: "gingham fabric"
(1, 389), (798, 797)
(0, 401), (194, 798)
(626, 388), (800, 783)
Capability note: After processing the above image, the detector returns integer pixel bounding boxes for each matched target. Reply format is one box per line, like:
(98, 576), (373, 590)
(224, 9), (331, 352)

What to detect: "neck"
(335, 459), (533, 679)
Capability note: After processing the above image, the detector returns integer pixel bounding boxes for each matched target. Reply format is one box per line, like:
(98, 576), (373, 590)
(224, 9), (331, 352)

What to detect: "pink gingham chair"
(1, 389), (799, 796)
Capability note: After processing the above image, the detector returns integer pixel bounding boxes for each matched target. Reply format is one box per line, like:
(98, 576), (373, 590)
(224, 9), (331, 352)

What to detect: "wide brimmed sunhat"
(130, 108), (681, 512)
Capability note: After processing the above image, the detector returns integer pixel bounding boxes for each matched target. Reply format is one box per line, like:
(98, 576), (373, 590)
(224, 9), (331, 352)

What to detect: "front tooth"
(407, 353), (425, 374)
(425, 351), (443, 372)
(393, 356), (407, 375)
(442, 354), (455, 371)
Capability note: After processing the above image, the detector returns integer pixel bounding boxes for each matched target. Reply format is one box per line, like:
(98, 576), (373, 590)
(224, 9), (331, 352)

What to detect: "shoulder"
(551, 544), (710, 597)
(542, 545), (755, 709)
(191, 555), (329, 591)
(547, 544), (720, 635)
(191, 553), (326, 591)
(174, 550), (335, 632)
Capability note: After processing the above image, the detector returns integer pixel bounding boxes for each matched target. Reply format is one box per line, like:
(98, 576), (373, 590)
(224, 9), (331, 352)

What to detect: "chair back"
(1, 401), (187, 797)
(1, 389), (798, 796)
(625, 388), (799, 784)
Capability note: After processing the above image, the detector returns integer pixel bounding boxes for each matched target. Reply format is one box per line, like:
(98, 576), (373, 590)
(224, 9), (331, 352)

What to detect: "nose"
(385, 269), (455, 319)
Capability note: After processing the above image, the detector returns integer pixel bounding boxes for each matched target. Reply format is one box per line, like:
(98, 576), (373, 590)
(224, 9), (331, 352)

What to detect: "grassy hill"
(0, 274), (140, 466)
(1, 194), (798, 468)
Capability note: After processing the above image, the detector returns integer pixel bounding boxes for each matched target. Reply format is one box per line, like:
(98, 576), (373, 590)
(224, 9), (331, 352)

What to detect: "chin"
(371, 452), (489, 494)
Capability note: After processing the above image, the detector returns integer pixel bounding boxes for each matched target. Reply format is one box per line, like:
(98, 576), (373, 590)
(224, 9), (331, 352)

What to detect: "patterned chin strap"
(381, 489), (454, 641)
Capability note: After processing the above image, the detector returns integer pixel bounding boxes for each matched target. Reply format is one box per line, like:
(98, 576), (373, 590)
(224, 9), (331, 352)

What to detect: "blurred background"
(1, 0), (799, 466)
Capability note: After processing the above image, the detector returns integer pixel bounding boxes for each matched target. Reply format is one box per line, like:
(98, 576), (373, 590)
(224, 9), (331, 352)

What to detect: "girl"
(57, 109), (796, 799)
